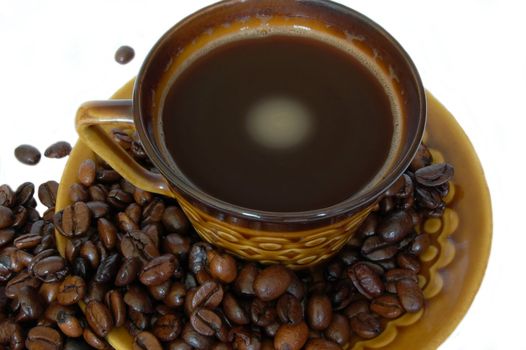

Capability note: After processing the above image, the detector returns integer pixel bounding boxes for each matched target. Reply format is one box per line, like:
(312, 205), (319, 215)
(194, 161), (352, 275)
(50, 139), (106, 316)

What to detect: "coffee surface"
(161, 34), (394, 212)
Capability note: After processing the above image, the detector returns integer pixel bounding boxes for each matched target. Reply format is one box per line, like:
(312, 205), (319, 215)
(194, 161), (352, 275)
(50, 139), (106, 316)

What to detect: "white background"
(0, 1), (524, 349)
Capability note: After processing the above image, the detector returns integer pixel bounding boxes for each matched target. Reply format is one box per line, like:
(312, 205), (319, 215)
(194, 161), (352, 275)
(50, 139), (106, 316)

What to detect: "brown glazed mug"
(76, 0), (426, 268)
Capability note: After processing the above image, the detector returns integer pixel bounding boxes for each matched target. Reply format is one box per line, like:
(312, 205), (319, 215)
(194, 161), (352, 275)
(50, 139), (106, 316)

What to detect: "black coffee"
(162, 34), (396, 212)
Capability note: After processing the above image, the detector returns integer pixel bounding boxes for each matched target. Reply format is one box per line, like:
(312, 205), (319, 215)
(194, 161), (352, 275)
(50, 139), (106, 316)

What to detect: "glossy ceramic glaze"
(56, 79), (491, 349)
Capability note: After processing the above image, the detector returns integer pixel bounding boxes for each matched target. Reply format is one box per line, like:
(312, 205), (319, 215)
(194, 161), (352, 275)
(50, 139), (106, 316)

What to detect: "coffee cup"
(76, 0), (426, 268)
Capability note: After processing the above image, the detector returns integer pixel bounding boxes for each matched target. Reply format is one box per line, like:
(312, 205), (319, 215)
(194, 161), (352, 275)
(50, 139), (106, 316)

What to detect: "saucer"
(55, 79), (492, 350)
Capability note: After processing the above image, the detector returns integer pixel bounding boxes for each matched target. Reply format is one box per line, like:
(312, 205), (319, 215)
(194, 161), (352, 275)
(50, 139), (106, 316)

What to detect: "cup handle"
(76, 99), (173, 197)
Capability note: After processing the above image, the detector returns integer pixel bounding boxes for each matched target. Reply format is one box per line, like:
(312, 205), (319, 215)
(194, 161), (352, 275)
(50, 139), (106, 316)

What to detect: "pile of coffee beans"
(0, 129), (453, 350)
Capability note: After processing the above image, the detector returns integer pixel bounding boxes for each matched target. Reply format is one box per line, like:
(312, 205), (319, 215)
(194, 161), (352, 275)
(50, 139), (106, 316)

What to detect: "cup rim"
(134, 0), (427, 223)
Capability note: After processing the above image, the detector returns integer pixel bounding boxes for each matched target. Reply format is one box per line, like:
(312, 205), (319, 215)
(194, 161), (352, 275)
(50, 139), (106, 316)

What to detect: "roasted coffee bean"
(86, 201), (110, 219)
(209, 252), (237, 283)
(107, 189), (133, 209)
(13, 233), (41, 249)
(410, 143), (432, 170)
(415, 163), (454, 187)
(162, 233), (191, 258)
(39, 281), (61, 304)
(286, 272), (305, 300)
(396, 174), (414, 198)
(60, 201), (91, 237)
(162, 206), (189, 233)
(14, 181), (34, 206)
(163, 282), (186, 308)
(97, 168), (121, 183)
(324, 313), (350, 346)
(192, 280), (224, 310)
(182, 323), (214, 350)
(409, 234), (430, 256)
(0, 228), (15, 248)
(83, 328), (110, 350)
(377, 258), (397, 270)
(44, 302), (75, 323)
(149, 279), (171, 301)
(0, 206), (14, 229)
(396, 279), (424, 313)
(254, 264), (291, 301)
(377, 210), (413, 243)
(397, 252), (421, 272)
(0, 184), (15, 208)
(117, 212), (139, 233)
(57, 310), (83, 337)
(78, 159), (96, 187)
(232, 263), (257, 296)
(57, 275), (86, 305)
(69, 183), (89, 202)
(111, 129), (133, 150)
(361, 236), (398, 261)
(125, 203), (142, 223)
(10, 205), (28, 229)
(327, 256), (348, 279)
(142, 224), (161, 250)
(153, 313), (182, 342)
(44, 141), (72, 159)
(26, 326), (63, 350)
(96, 218), (116, 250)
(304, 338), (342, 350)
(32, 255), (68, 282)
(16, 286), (44, 322)
(104, 289), (126, 328)
(370, 294), (404, 319)
(0, 320), (23, 350)
(124, 285), (154, 313)
(222, 292), (249, 325)
(274, 321), (308, 350)
(115, 257), (142, 286)
(139, 254), (177, 286)
(142, 199), (165, 225)
(348, 262), (384, 299)
(115, 45), (135, 64)
(120, 230), (160, 262)
(133, 331), (162, 350)
(14, 144), (41, 165)
(95, 253), (120, 283)
(435, 181), (450, 197)
(72, 257), (90, 279)
(80, 241), (100, 269)
(84, 282), (108, 304)
(230, 326), (262, 350)
(415, 186), (442, 209)
(190, 308), (222, 336)
(89, 184), (108, 202)
(385, 268), (418, 283)
(350, 312), (382, 339)
(9, 249), (33, 273)
(133, 188), (153, 206)
(250, 298), (277, 327)
(307, 294), (332, 331)
(277, 293), (303, 325)
(329, 280), (353, 311)
(37, 181), (59, 208)
(189, 242), (210, 274)
(129, 308), (150, 330)
(86, 300), (114, 337)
